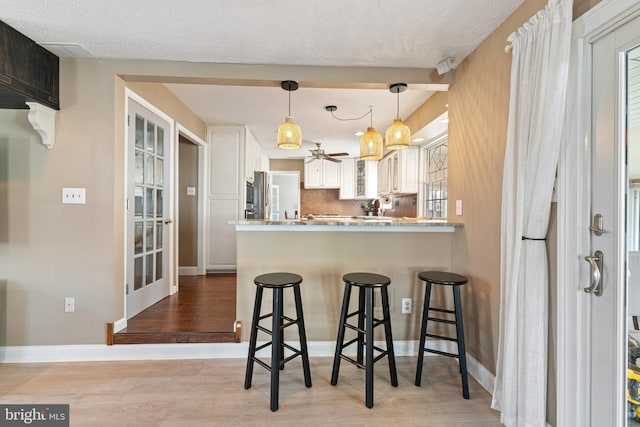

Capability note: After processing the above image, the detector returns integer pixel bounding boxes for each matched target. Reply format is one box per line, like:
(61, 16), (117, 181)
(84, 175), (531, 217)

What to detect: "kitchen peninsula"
(233, 217), (463, 344)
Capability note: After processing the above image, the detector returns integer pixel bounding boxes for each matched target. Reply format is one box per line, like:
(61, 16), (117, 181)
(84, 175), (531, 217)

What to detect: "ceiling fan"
(307, 142), (349, 163)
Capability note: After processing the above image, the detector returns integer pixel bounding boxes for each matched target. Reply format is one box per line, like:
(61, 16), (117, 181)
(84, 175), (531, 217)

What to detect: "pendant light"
(359, 107), (383, 160)
(385, 83), (410, 150)
(277, 80), (302, 149)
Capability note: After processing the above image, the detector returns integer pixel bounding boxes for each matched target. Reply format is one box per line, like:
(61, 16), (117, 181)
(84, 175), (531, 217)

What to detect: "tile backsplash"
(300, 184), (417, 218)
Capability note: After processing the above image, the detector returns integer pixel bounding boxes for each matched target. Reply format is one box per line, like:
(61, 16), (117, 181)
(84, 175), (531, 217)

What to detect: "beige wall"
(237, 230), (458, 342)
(178, 137), (199, 266)
(2, 0), (606, 350)
(404, 0), (548, 373)
(270, 158), (304, 175)
(573, 0), (604, 19)
(0, 58), (205, 346)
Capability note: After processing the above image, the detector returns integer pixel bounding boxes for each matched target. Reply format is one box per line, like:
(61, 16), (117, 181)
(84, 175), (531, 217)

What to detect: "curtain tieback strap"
(521, 236), (546, 241)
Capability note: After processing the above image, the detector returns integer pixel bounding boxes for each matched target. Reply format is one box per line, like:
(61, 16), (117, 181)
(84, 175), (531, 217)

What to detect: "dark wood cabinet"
(0, 20), (59, 110)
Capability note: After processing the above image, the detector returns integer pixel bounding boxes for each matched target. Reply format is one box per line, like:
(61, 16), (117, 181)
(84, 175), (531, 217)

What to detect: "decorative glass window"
(424, 137), (448, 219)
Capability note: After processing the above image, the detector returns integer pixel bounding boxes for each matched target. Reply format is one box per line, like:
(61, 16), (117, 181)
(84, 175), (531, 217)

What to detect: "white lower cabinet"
(208, 199), (239, 268)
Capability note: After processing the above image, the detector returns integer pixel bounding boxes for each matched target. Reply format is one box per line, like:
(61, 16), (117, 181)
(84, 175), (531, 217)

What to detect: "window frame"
(419, 133), (448, 219)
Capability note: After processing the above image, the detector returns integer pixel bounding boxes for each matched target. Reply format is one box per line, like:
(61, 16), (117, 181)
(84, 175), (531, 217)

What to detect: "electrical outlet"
(64, 297), (75, 313)
(401, 298), (412, 314)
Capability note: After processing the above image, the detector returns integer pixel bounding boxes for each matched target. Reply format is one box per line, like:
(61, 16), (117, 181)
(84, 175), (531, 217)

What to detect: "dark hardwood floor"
(113, 273), (237, 344)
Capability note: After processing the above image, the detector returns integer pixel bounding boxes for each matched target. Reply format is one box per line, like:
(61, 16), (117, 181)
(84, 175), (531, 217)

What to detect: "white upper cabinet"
(340, 158), (378, 199)
(340, 158), (355, 199)
(379, 146), (419, 195)
(244, 128), (264, 180)
(304, 158), (341, 189)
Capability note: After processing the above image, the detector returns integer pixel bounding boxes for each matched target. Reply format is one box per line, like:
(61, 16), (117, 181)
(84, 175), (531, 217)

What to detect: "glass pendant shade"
(385, 119), (410, 150)
(360, 127), (383, 160)
(277, 116), (301, 149)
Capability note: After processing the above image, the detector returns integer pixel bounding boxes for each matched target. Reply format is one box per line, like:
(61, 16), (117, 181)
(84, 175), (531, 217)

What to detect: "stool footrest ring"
(339, 354), (365, 369)
(341, 337), (360, 349)
(429, 307), (455, 314)
(422, 347), (460, 358)
(256, 325), (272, 335)
(255, 342), (272, 352)
(425, 333), (457, 342)
(427, 316), (456, 324)
(281, 317), (300, 329)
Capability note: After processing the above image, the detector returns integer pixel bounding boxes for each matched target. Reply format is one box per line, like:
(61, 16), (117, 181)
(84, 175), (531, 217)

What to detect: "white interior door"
(587, 15), (640, 426)
(127, 99), (172, 318)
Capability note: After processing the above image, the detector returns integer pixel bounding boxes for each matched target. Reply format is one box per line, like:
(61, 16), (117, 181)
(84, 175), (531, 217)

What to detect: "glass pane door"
(627, 43), (640, 426)
(127, 99), (170, 318)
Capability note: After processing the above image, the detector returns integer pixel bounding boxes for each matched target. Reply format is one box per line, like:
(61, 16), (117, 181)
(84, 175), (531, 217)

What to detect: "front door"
(126, 99), (171, 318)
(585, 14), (640, 426)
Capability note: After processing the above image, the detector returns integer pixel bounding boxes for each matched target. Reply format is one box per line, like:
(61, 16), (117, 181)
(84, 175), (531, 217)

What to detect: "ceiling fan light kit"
(385, 83), (411, 150)
(277, 80), (302, 150)
(308, 142), (348, 163)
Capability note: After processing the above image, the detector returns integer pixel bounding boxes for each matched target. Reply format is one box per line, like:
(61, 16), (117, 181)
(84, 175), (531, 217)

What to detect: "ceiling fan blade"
(326, 157), (342, 163)
(327, 152), (349, 157)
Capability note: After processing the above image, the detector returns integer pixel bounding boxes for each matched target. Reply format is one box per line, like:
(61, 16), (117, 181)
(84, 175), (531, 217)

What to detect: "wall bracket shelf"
(26, 102), (56, 149)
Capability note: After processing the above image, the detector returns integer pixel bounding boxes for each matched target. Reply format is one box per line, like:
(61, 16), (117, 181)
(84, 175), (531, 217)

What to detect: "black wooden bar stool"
(415, 271), (469, 399)
(244, 272), (312, 411)
(331, 272), (398, 408)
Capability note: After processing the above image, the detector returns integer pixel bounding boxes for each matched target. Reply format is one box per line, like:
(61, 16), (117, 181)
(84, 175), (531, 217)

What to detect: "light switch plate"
(456, 199), (463, 216)
(186, 186), (196, 196)
(62, 188), (86, 204)
(64, 297), (75, 312)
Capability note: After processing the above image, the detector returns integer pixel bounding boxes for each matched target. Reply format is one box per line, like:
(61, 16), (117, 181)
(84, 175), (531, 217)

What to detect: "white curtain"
(491, 1), (573, 426)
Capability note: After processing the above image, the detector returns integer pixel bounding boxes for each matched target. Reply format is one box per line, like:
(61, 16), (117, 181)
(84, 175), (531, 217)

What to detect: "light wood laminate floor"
(0, 356), (501, 426)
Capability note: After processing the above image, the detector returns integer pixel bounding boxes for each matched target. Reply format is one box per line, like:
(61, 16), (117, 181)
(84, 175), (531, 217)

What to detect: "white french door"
(572, 10), (640, 427)
(126, 99), (172, 318)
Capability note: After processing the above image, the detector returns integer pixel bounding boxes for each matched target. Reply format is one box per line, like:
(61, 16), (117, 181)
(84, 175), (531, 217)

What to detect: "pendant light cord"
(396, 91), (400, 119)
(288, 90), (291, 116)
(327, 108), (372, 122)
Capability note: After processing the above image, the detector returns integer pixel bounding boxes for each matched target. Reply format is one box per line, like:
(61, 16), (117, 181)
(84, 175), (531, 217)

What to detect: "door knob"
(163, 218), (173, 225)
(589, 213), (604, 236)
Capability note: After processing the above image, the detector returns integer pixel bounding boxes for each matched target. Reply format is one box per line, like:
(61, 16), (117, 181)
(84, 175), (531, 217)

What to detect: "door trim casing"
(123, 88), (176, 322)
(557, 0), (640, 425)
(175, 123), (207, 284)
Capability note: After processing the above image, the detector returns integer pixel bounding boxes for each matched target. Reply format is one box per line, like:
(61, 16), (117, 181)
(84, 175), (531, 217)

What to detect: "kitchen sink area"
(303, 214), (394, 221)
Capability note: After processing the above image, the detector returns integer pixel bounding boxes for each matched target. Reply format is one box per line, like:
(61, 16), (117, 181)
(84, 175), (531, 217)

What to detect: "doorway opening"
(176, 129), (206, 278)
(270, 171), (300, 219)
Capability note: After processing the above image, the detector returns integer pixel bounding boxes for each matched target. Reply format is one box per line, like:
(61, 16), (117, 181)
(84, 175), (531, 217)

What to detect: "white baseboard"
(0, 339), (495, 394)
(113, 317), (127, 333)
(178, 267), (200, 276)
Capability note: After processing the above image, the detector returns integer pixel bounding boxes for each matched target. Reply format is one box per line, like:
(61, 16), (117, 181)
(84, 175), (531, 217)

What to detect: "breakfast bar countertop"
(232, 217), (463, 232)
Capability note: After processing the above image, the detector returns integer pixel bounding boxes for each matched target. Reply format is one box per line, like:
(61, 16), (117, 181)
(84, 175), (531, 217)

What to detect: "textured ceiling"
(0, 0), (526, 157)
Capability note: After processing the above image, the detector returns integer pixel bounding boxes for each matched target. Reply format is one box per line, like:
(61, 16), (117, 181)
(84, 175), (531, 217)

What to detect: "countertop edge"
(232, 220), (463, 233)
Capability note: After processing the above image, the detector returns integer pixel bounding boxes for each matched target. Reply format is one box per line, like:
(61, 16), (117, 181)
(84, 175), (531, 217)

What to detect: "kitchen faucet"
(370, 198), (385, 217)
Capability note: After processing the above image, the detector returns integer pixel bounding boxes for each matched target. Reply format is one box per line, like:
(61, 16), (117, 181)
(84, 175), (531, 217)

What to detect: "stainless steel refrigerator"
(253, 171), (270, 219)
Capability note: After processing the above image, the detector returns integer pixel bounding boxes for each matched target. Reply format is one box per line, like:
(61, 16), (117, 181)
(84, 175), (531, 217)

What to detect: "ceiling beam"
(116, 60), (453, 91)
